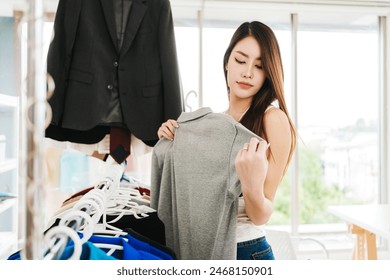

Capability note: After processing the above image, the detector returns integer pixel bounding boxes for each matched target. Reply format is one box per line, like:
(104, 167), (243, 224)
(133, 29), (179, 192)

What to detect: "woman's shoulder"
(264, 104), (277, 113)
(263, 105), (289, 128)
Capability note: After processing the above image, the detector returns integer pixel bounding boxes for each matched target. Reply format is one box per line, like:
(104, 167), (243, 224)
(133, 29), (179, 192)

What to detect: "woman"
(157, 21), (296, 260)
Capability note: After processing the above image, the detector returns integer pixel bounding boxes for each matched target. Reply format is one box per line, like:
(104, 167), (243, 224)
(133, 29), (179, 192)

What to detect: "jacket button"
(113, 61), (119, 67)
(107, 84), (113, 90)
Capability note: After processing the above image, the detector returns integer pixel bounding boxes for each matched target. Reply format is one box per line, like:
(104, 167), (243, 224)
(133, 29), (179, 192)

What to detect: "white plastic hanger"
(43, 225), (82, 260)
(43, 161), (125, 259)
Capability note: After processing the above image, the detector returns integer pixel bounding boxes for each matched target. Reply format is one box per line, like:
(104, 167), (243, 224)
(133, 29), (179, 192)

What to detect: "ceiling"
(0, 0), (389, 29)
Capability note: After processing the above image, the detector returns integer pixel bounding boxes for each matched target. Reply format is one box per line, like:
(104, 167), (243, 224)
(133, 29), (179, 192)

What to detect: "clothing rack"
(33, 158), (159, 260)
(20, 0), (162, 260)
(20, 0), (131, 259)
(40, 161), (124, 260)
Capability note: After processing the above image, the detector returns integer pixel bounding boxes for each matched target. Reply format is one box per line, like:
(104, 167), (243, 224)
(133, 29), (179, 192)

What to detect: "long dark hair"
(223, 21), (296, 170)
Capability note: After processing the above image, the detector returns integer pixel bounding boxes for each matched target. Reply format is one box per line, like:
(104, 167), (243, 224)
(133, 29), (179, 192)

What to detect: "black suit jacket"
(46, 0), (183, 143)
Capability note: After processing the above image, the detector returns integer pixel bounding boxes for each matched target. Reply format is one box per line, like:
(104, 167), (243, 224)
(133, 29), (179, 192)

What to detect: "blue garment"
(7, 242), (116, 260)
(7, 228), (173, 260)
(60, 241), (116, 260)
(236, 236), (275, 260)
(124, 233), (174, 260)
(7, 250), (21, 260)
(87, 234), (165, 260)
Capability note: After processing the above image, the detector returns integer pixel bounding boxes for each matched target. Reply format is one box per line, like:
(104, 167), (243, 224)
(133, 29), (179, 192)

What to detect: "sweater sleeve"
(150, 139), (171, 210)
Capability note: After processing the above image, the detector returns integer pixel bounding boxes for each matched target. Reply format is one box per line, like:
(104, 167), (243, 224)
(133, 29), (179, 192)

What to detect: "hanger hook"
(184, 90), (198, 112)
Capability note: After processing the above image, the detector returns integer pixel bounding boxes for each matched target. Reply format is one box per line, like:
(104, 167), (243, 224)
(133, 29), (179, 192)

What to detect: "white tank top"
(236, 197), (266, 242)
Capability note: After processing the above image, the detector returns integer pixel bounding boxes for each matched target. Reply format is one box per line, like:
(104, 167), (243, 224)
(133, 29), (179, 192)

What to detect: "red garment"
(110, 127), (131, 164)
(62, 186), (93, 206)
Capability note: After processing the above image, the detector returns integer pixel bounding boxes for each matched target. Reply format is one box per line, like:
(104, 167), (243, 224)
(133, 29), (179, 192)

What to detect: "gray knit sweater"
(150, 107), (261, 259)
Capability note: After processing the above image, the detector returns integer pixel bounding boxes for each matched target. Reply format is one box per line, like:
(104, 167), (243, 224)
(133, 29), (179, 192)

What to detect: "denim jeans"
(236, 236), (275, 260)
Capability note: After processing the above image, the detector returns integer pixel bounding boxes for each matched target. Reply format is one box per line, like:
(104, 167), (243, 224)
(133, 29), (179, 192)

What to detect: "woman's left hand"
(235, 137), (269, 193)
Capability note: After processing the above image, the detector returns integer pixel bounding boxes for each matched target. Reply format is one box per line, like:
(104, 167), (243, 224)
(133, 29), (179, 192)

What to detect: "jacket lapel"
(100, 0), (118, 51)
(120, 0), (147, 56)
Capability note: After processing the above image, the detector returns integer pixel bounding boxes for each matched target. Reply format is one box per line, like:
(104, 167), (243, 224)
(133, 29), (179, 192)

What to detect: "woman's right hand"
(157, 119), (179, 141)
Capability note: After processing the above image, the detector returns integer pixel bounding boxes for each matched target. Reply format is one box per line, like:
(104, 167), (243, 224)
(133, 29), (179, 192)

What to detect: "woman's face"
(226, 36), (266, 102)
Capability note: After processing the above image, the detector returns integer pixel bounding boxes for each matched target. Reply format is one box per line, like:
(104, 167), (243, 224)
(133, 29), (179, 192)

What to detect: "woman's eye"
(235, 58), (245, 64)
(255, 65), (262, 69)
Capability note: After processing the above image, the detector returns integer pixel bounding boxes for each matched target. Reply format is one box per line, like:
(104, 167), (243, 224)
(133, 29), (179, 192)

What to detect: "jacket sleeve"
(47, 0), (81, 125)
(158, 0), (184, 120)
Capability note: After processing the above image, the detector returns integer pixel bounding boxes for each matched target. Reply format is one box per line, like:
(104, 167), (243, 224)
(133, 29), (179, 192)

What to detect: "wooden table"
(327, 204), (390, 260)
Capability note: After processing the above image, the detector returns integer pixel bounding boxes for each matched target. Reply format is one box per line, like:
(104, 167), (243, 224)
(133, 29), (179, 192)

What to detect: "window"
(174, 27), (200, 112)
(296, 14), (380, 226)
